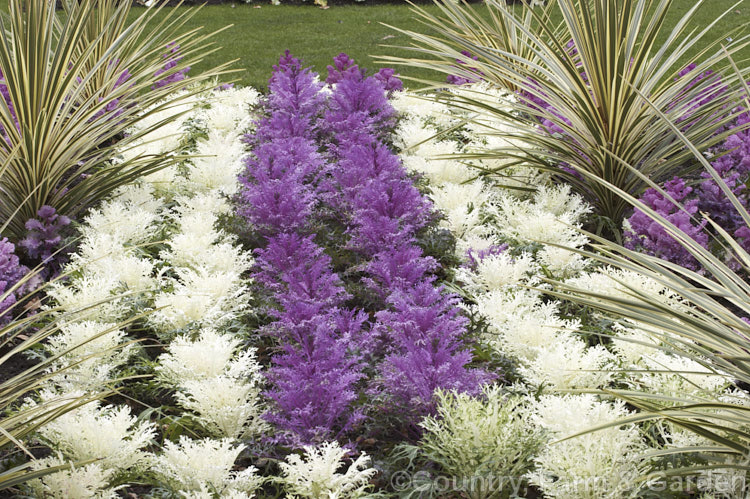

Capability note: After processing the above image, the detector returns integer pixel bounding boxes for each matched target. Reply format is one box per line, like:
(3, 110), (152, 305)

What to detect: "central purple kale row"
(237, 52), (490, 446)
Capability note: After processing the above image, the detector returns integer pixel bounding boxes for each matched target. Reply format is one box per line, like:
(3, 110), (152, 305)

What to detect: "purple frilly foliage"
(697, 108), (750, 230)
(322, 63), (398, 145)
(251, 51), (327, 144)
(0, 237), (28, 324)
(327, 53), (402, 94)
(670, 63), (729, 129)
(89, 66), (132, 124)
(237, 137), (324, 236)
(239, 52), (368, 447)
(20, 205), (70, 269)
(465, 243), (510, 271)
(0, 68), (18, 142)
(624, 177), (709, 271)
(253, 234), (351, 321)
(321, 60), (491, 418)
(625, 103), (750, 271)
(376, 282), (488, 414)
(254, 234), (369, 446)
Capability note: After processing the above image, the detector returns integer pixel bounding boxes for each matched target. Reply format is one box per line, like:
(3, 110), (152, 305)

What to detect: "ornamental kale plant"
(254, 234), (368, 446)
(0, 237), (27, 323)
(624, 178), (709, 271)
(152, 42), (190, 90)
(20, 205), (71, 266)
(625, 107), (750, 271)
(320, 64), (490, 419)
(239, 52), (368, 447)
(238, 52), (488, 444)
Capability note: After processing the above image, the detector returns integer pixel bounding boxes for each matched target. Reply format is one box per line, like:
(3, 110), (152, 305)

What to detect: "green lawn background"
(131, 0), (750, 91)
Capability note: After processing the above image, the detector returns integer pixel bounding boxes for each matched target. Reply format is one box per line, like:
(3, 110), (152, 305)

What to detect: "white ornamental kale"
(151, 436), (263, 495)
(157, 328), (266, 439)
(36, 399), (155, 475)
(278, 441), (377, 499)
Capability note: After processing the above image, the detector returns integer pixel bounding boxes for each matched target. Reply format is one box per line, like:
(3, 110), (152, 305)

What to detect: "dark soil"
(0, 340), (39, 386)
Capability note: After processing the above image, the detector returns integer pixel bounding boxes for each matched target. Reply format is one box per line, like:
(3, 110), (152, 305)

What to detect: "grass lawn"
(133, 0), (750, 91)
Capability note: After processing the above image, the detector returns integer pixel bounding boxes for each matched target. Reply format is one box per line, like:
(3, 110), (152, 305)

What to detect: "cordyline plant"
(540, 63), (750, 481)
(381, 0), (750, 236)
(0, 0), (232, 242)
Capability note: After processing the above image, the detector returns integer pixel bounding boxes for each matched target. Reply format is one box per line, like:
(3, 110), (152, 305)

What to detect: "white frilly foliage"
(278, 441), (378, 499)
(151, 436), (264, 495)
(36, 399), (155, 475)
(418, 385), (543, 484)
(157, 328), (266, 439)
(29, 455), (121, 499)
(528, 394), (648, 499)
(29, 84), (264, 495)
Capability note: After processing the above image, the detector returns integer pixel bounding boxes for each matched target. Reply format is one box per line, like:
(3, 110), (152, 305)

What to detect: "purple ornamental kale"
(238, 52), (368, 446)
(375, 282), (490, 416)
(253, 233), (350, 322)
(465, 243), (509, 271)
(255, 234), (369, 446)
(0, 68), (18, 142)
(152, 42), (191, 90)
(446, 50), (483, 86)
(322, 66), (397, 145)
(624, 177), (709, 271)
(347, 173), (434, 255)
(0, 238), (28, 323)
(251, 51), (327, 144)
(697, 108), (750, 230)
(362, 246), (438, 301)
(326, 53), (403, 94)
(319, 58), (491, 420)
(90, 67), (132, 123)
(238, 137), (324, 235)
(20, 205), (70, 265)
(670, 63), (729, 129)
(326, 53), (361, 85)
(373, 68), (403, 94)
(264, 313), (367, 446)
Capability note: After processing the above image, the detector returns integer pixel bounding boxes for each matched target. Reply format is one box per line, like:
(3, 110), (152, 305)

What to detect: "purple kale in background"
(326, 52), (360, 85)
(670, 63), (729, 129)
(697, 109), (750, 231)
(373, 68), (403, 94)
(624, 103), (750, 271)
(0, 237), (27, 323)
(465, 243), (509, 271)
(446, 50), (483, 86)
(152, 42), (190, 90)
(0, 68), (18, 142)
(20, 205), (70, 266)
(326, 52), (402, 94)
(624, 177), (709, 271)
